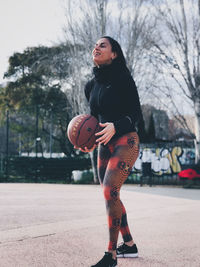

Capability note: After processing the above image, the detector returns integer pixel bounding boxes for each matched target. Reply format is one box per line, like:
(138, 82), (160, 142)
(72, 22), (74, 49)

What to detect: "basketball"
(67, 114), (101, 149)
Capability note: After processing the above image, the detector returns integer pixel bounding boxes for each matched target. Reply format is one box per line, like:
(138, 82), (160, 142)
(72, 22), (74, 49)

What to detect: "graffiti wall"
(133, 145), (195, 176)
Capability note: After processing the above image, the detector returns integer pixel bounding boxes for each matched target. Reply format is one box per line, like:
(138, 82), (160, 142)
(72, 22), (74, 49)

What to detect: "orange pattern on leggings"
(97, 132), (139, 250)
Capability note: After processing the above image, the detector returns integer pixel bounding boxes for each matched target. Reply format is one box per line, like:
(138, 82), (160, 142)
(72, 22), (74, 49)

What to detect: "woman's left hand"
(95, 122), (116, 145)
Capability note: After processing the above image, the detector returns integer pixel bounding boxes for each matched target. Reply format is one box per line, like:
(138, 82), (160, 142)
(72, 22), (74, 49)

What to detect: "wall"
(133, 143), (195, 176)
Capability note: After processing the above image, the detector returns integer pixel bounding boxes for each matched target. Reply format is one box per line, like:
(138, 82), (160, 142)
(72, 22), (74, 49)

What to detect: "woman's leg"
(120, 200), (134, 244)
(97, 143), (111, 185)
(98, 132), (139, 253)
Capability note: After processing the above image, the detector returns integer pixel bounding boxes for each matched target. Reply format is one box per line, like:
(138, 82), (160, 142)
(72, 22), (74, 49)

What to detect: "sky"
(0, 0), (195, 118)
(0, 0), (66, 84)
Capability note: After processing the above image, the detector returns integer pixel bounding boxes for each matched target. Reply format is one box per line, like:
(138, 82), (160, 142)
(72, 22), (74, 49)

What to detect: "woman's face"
(92, 38), (117, 66)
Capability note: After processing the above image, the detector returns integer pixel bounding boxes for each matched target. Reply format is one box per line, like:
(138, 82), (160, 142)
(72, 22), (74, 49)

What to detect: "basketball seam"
(76, 116), (99, 148)
(76, 116), (92, 146)
(79, 122), (100, 148)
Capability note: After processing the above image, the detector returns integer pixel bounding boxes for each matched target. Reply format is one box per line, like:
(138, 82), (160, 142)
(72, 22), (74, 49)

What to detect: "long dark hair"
(101, 36), (126, 66)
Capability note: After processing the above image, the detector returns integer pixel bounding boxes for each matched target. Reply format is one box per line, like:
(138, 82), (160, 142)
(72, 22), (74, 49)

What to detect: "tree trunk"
(89, 148), (99, 184)
(194, 100), (200, 163)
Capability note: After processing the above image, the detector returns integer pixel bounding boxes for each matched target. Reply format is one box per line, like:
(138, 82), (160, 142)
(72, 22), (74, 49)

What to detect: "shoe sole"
(117, 253), (138, 258)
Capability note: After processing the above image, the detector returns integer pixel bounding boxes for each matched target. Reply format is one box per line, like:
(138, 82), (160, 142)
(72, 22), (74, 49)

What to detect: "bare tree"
(150, 0), (200, 162)
(61, 0), (109, 114)
(61, 0), (157, 182)
(61, 0), (109, 182)
(110, 0), (158, 104)
(62, 0), (157, 109)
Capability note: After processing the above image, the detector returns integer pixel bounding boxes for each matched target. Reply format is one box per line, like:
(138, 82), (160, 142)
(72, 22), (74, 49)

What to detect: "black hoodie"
(84, 59), (142, 138)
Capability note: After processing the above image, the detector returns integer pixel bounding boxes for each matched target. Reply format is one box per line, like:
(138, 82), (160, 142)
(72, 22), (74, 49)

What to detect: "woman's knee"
(103, 185), (119, 201)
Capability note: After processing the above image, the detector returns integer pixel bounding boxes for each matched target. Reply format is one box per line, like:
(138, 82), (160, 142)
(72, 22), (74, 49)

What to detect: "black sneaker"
(116, 243), (138, 258)
(91, 252), (117, 267)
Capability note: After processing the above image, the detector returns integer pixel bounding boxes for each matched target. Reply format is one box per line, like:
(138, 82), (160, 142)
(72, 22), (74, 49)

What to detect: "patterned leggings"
(97, 131), (139, 251)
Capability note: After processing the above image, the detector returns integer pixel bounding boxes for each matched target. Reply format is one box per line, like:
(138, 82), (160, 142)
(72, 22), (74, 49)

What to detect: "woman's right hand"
(74, 144), (97, 153)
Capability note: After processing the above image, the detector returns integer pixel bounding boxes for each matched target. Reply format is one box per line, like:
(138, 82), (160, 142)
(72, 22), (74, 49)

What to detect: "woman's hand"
(95, 122), (116, 145)
(74, 144), (97, 153)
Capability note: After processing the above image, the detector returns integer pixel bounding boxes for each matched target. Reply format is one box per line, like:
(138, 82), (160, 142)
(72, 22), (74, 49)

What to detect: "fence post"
(140, 162), (152, 187)
(0, 153), (3, 174)
(5, 109), (9, 180)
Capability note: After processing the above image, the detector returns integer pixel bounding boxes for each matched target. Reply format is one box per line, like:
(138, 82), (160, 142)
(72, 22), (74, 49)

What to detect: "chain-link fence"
(0, 154), (91, 183)
(0, 109), (198, 185)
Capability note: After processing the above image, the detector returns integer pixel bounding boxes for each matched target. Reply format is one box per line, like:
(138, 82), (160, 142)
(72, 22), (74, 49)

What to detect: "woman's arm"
(84, 79), (98, 119)
(113, 74), (142, 136)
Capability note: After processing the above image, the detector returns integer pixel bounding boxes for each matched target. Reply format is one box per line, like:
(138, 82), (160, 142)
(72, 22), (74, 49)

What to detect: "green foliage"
(3, 45), (72, 112)
(0, 44), (76, 156)
(4, 45), (70, 80)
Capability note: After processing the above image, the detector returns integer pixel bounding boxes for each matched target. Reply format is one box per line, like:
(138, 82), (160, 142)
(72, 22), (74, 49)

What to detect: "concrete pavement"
(0, 183), (199, 267)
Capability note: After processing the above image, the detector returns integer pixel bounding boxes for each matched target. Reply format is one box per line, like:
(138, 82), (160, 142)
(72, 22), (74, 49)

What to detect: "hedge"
(5, 156), (91, 183)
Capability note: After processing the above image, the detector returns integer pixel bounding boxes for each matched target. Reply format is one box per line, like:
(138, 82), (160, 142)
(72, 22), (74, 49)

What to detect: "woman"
(76, 36), (142, 267)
